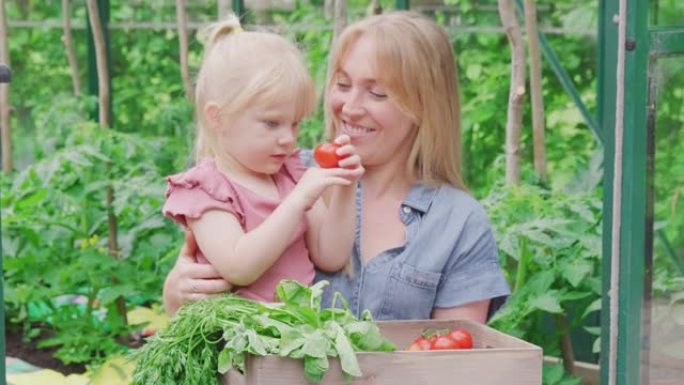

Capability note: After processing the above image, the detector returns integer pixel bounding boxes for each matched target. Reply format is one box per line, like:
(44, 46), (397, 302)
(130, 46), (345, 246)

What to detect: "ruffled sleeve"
(162, 158), (244, 227)
(281, 149), (308, 183)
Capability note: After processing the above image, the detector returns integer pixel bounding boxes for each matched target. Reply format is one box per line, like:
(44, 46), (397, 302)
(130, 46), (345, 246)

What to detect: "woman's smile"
(341, 120), (376, 139)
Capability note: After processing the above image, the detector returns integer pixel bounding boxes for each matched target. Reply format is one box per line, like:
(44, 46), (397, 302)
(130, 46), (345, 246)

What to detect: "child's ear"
(203, 102), (222, 130)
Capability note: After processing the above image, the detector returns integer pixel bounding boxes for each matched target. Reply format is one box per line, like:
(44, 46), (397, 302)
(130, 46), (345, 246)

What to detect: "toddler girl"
(163, 16), (363, 302)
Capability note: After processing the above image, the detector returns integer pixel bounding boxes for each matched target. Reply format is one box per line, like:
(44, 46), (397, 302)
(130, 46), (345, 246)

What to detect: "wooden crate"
(223, 319), (542, 385)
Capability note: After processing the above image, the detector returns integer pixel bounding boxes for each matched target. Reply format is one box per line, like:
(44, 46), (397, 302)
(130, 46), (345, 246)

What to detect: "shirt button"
(402, 206), (411, 214)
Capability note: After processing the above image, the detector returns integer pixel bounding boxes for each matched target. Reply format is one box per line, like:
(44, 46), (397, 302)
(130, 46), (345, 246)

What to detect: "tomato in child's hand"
(314, 142), (343, 168)
(448, 327), (473, 349)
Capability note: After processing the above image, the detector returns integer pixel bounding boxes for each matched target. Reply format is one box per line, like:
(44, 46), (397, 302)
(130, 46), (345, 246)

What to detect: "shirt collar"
(402, 183), (439, 213)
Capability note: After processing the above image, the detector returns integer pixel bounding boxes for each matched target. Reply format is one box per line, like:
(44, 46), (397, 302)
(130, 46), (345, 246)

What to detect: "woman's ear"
(203, 102), (222, 130)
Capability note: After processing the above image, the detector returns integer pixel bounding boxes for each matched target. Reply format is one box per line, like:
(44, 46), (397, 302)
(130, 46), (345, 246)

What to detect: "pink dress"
(162, 152), (314, 302)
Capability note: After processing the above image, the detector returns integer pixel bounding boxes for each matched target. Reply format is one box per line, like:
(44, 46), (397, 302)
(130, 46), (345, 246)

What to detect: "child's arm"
(188, 167), (358, 286)
(307, 136), (364, 272)
(306, 185), (358, 272)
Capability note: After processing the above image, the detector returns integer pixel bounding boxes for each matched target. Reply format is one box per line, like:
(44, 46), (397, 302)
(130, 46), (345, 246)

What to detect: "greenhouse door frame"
(599, 1), (684, 385)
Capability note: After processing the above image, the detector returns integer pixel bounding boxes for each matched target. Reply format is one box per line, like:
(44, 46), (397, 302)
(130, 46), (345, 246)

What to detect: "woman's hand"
(163, 230), (233, 316)
(332, 134), (364, 182)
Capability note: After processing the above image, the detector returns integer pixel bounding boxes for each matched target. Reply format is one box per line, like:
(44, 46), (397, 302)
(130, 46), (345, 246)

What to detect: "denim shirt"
(300, 150), (510, 320)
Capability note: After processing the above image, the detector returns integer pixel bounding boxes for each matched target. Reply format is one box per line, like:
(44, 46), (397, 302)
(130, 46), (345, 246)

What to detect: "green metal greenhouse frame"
(1, 1), (683, 384)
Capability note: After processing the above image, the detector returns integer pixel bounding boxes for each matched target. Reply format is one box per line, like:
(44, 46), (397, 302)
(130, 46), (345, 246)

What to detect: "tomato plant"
(313, 142), (343, 168)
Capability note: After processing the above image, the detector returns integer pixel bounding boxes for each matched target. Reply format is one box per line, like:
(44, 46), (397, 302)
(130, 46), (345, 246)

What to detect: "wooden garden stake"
(217, 0), (231, 19)
(368, 0), (382, 16)
(523, 0), (547, 182)
(86, 0), (110, 128)
(498, 0), (525, 185)
(0, 0), (11, 172)
(176, 0), (193, 101)
(61, 0), (81, 97)
(332, 0), (348, 45)
(86, 0), (127, 325)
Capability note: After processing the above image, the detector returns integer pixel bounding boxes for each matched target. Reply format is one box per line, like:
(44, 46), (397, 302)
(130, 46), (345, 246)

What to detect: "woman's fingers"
(333, 134), (351, 146)
(337, 154), (362, 169)
(185, 229), (198, 256)
(188, 278), (232, 296)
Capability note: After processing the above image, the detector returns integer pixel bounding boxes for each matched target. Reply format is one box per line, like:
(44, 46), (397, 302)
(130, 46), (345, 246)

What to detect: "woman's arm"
(163, 231), (232, 316)
(431, 299), (491, 323)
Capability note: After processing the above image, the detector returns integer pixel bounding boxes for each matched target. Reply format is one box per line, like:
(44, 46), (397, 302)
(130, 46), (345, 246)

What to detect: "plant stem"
(556, 312), (576, 375)
(514, 237), (529, 292)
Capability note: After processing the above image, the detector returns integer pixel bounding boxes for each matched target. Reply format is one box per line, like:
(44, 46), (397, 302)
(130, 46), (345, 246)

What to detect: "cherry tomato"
(406, 342), (423, 351)
(414, 336), (433, 351)
(314, 142), (343, 168)
(431, 335), (460, 350)
(448, 328), (473, 349)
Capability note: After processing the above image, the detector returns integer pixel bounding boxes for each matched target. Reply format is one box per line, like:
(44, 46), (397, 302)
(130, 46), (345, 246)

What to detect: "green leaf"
(245, 329), (268, 356)
(543, 363), (564, 384)
(560, 259), (594, 287)
(529, 292), (563, 314)
(303, 355), (329, 383)
(217, 349), (233, 374)
(557, 290), (592, 302)
(593, 336), (601, 354)
(582, 299), (602, 319)
(332, 323), (362, 377)
(275, 280), (312, 308)
(465, 64), (482, 80)
(344, 321), (396, 352)
(277, 330), (303, 357)
(300, 330), (330, 358)
(524, 270), (556, 295)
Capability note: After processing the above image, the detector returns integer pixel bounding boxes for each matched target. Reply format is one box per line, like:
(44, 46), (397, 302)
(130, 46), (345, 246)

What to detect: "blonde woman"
(162, 15), (364, 303)
(164, 12), (509, 322)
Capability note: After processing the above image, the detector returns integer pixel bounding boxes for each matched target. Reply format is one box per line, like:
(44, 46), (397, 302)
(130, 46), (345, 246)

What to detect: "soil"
(5, 323), (145, 376)
(5, 324), (87, 375)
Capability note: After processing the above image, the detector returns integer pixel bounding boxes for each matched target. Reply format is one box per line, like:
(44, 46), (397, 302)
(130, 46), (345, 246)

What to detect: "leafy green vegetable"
(131, 280), (395, 385)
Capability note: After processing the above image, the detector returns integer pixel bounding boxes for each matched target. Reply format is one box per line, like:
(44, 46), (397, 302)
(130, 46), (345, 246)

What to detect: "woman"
(163, 11), (509, 323)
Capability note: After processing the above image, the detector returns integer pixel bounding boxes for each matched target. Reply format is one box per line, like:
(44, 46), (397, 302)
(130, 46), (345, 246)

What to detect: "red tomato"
(406, 342), (423, 351)
(431, 335), (460, 350)
(314, 143), (343, 168)
(448, 328), (473, 349)
(414, 336), (433, 351)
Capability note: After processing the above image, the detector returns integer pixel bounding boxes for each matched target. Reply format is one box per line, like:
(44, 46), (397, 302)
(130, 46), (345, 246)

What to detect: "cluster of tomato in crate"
(406, 327), (473, 351)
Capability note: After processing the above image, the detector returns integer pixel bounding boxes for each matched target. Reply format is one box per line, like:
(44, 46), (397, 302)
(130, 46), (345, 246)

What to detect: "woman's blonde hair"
(194, 15), (316, 162)
(325, 11), (466, 190)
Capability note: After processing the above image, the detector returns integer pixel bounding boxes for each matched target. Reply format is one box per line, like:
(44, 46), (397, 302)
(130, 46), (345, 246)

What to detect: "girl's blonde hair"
(325, 11), (466, 190)
(194, 15), (316, 162)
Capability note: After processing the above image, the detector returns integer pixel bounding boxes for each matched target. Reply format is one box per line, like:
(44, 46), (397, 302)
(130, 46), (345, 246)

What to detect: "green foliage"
(132, 280), (395, 385)
(653, 57), (684, 295)
(4, 1), (684, 380)
(483, 183), (602, 357)
(1, 124), (182, 365)
(543, 362), (582, 385)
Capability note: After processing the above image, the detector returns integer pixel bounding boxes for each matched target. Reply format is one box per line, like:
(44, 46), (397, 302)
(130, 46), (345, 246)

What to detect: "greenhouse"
(0, 1), (682, 385)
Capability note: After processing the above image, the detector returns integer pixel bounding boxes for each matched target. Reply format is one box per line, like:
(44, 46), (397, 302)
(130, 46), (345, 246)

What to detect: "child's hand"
(331, 134), (364, 182)
(289, 167), (358, 211)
